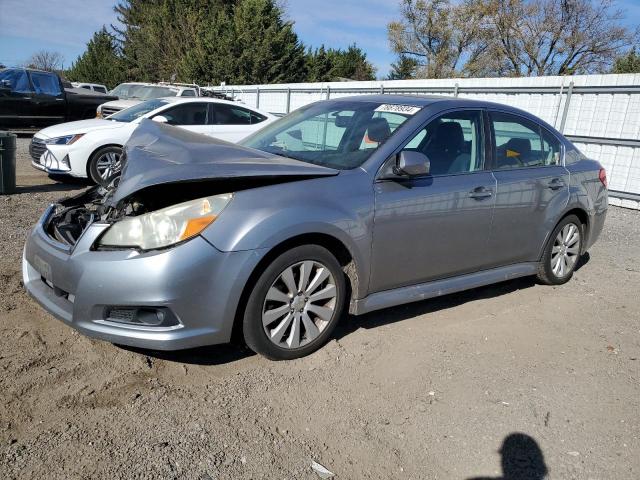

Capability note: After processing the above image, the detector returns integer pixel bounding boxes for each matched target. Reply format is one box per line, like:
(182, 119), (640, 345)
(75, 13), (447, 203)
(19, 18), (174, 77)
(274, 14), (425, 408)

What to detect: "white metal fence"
(210, 73), (640, 209)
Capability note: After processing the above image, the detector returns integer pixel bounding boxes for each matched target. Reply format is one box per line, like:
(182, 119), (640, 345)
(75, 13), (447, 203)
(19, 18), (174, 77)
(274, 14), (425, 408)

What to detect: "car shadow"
(117, 342), (256, 366)
(334, 253), (590, 340)
(14, 182), (89, 194)
(466, 432), (548, 480)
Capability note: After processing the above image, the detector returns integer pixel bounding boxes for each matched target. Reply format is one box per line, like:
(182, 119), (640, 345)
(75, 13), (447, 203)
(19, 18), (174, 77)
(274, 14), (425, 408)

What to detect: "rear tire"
(243, 245), (346, 360)
(537, 215), (583, 285)
(88, 145), (122, 186)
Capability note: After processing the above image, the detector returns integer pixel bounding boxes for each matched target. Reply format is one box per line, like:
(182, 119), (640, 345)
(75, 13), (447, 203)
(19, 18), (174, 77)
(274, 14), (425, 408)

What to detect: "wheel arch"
(86, 143), (123, 179)
(538, 207), (590, 260)
(230, 232), (359, 342)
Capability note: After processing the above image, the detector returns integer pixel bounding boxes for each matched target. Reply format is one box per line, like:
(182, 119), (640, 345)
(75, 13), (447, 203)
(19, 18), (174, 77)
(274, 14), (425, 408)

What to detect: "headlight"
(44, 134), (85, 145)
(98, 193), (233, 250)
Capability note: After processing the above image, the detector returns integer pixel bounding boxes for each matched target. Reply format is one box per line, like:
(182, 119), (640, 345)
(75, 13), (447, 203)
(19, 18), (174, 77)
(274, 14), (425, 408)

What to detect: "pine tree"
(305, 46), (333, 82)
(387, 55), (418, 80)
(66, 27), (124, 89)
(612, 48), (640, 74)
(327, 44), (376, 81)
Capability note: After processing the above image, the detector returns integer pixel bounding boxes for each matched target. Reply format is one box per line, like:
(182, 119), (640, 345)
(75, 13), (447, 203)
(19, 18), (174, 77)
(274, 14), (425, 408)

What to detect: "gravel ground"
(1, 137), (639, 479)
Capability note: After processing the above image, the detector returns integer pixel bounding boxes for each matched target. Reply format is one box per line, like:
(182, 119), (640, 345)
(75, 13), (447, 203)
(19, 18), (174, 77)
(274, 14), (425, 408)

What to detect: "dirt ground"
(1, 137), (639, 480)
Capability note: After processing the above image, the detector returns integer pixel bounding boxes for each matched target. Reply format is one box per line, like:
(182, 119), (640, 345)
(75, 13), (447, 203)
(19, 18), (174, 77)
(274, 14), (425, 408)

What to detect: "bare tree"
(389, 0), (637, 78)
(25, 50), (64, 71)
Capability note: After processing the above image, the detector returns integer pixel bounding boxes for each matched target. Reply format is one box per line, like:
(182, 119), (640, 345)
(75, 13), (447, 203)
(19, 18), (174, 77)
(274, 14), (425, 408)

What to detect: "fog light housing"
(103, 306), (180, 328)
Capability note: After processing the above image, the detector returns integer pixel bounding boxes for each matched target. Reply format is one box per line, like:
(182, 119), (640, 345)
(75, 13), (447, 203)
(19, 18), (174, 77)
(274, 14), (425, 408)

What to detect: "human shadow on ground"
(467, 433), (548, 480)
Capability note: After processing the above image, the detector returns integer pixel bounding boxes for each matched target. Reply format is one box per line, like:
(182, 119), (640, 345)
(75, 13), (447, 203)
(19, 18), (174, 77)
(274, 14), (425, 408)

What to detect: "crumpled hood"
(109, 119), (339, 205)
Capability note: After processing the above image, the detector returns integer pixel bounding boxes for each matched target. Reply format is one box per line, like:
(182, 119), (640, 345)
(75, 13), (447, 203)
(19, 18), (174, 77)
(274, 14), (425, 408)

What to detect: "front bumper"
(23, 206), (266, 350)
(30, 136), (84, 177)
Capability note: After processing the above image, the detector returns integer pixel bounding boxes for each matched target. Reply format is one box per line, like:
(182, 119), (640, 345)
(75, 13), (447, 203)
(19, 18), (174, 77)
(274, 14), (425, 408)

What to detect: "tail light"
(598, 168), (608, 188)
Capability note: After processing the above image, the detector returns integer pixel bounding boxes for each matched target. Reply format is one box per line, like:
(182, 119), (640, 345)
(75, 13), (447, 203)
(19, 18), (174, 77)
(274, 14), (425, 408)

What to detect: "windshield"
(241, 100), (418, 169)
(138, 86), (178, 99)
(109, 83), (146, 99)
(108, 99), (169, 122)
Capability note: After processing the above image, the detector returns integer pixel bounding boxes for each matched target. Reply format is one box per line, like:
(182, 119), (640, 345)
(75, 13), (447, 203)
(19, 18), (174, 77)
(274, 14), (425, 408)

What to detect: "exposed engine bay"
(44, 119), (339, 247)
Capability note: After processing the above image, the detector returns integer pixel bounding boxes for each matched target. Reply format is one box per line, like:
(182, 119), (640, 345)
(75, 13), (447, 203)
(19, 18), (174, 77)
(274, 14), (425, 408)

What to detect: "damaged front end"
(42, 119), (339, 250)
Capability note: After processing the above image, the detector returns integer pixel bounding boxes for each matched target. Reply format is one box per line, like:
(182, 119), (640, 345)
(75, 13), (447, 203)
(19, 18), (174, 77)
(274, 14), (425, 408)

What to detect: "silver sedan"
(23, 96), (608, 360)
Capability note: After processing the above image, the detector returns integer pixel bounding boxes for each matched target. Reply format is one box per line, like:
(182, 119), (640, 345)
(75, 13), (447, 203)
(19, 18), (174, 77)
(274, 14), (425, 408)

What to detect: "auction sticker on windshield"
(375, 104), (421, 115)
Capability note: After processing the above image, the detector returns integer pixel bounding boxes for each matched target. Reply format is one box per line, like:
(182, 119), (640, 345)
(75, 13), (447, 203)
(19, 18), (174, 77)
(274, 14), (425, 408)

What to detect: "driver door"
(370, 109), (496, 293)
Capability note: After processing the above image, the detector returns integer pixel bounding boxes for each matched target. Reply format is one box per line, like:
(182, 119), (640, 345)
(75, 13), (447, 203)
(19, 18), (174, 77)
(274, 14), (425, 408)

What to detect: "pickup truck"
(97, 82), (200, 117)
(0, 67), (116, 130)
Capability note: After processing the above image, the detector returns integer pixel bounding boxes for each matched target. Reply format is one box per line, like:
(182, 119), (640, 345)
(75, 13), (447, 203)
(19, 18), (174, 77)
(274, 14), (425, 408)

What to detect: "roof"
(330, 94), (547, 124)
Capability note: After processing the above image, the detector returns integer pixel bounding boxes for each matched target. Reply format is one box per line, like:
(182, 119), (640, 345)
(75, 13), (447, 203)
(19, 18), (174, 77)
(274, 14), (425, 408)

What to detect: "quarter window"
(491, 112), (560, 168)
(157, 103), (208, 125)
(29, 72), (62, 96)
(401, 110), (485, 175)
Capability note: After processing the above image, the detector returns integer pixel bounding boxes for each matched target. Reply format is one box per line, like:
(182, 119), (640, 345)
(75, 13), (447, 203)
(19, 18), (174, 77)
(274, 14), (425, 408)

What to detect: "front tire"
(88, 146), (122, 186)
(537, 215), (583, 285)
(243, 245), (346, 360)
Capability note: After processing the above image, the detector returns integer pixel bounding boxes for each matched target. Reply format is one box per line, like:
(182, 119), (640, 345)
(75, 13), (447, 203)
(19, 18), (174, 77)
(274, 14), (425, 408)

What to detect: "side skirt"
(351, 263), (538, 316)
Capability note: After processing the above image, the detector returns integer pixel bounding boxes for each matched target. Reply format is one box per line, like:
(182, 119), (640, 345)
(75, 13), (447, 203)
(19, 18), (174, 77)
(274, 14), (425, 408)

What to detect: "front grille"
(101, 106), (121, 117)
(29, 137), (46, 161)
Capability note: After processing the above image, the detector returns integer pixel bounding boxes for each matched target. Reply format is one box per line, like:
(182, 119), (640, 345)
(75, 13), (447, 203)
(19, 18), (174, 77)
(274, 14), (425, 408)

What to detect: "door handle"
(547, 178), (565, 190)
(469, 186), (493, 200)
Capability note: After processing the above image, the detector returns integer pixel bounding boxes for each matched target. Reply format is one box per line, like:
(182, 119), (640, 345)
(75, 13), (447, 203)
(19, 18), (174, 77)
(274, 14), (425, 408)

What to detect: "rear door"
(26, 71), (66, 127)
(486, 110), (569, 265)
(370, 109), (496, 293)
(208, 103), (269, 142)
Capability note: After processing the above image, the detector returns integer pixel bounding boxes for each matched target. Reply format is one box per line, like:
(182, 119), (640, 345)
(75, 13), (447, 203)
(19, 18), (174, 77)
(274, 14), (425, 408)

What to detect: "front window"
(0, 69), (31, 93)
(155, 103), (208, 125)
(108, 99), (169, 122)
(242, 101), (418, 169)
(400, 110), (485, 175)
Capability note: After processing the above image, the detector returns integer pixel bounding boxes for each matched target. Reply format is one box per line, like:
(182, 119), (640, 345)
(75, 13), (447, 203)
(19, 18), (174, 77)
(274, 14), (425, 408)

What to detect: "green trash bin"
(0, 131), (17, 194)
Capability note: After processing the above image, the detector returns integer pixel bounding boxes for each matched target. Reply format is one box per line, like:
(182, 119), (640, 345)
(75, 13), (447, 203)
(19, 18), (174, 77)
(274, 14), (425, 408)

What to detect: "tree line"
(64, 0), (375, 89)
(22, 0), (640, 87)
(387, 0), (639, 79)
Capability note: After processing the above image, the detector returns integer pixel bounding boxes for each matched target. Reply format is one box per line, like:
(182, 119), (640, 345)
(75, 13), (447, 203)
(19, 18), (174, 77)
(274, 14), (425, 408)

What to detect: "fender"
(201, 172), (375, 297)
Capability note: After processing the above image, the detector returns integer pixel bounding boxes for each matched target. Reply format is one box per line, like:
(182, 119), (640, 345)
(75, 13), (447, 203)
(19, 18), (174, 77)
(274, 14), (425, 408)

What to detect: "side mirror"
(0, 80), (11, 90)
(394, 151), (430, 177)
(152, 115), (169, 124)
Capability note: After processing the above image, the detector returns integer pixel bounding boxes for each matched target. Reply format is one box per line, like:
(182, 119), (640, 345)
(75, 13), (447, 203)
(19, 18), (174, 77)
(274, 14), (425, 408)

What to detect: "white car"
(98, 83), (200, 117)
(71, 82), (109, 94)
(30, 97), (276, 185)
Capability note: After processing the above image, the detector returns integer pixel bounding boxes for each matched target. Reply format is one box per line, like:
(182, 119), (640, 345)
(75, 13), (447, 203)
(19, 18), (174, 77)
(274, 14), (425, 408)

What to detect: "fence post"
(553, 83), (565, 128)
(380, 84), (384, 94)
(559, 81), (574, 134)
(256, 87), (260, 109)
(453, 83), (459, 97)
(286, 88), (291, 114)
(326, 86), (331, 100)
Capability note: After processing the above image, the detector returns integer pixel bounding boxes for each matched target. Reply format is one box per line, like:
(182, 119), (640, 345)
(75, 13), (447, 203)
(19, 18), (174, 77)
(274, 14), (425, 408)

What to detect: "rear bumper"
(23, 206), (266, 350)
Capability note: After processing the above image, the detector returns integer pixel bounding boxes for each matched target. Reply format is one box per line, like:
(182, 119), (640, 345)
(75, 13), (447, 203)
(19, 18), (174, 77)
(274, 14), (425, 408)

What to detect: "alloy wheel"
(262, 260), (337, 349)
(551, 223), (581, 278)
(95, 151), (121, 181)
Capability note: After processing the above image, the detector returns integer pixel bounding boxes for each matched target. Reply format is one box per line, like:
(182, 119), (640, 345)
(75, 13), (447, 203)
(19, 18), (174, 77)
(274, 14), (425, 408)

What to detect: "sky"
(0, 0), (639, 80)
